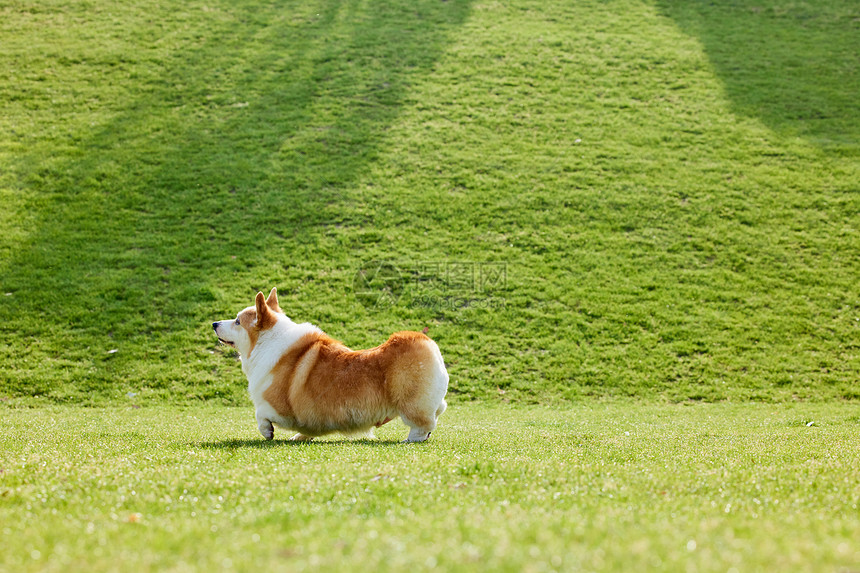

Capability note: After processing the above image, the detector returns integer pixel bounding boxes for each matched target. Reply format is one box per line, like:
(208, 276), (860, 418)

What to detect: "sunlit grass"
(1, 1), (858, 568)
(2, 403), (860, 572)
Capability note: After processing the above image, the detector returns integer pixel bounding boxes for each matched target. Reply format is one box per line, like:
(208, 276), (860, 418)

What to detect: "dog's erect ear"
(255, 291), (273, 327)
(265, 287), (281, 313)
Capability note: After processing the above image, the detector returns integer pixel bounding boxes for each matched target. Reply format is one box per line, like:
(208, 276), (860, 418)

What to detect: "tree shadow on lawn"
(657, 0), (859, 152)
(0, 0), (473, 402)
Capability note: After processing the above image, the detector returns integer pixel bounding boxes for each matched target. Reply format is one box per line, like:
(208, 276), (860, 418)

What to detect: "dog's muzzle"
(212, 322), (234, 347)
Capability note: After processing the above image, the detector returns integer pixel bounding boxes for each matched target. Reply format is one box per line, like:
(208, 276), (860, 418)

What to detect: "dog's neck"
(242, 317), (320, 376)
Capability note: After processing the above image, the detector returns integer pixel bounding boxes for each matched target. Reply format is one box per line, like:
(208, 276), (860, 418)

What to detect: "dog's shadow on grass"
(196, 438), (409, 449)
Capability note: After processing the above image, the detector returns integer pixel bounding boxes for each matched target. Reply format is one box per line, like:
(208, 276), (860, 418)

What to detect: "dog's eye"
(235, 318), (241, 325)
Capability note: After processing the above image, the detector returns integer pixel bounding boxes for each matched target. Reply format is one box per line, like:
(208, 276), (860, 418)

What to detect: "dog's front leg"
(256, 414), (274, 440)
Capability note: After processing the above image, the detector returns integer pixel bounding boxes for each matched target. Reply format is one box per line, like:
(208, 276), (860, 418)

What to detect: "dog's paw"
(289, 433), (314, 442)
(258, 420), (274, 440)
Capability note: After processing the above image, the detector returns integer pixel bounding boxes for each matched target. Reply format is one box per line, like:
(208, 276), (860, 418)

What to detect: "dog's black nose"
(212, 322), (219, 331)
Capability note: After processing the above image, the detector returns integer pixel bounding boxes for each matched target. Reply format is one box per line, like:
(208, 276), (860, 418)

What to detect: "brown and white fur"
(212, 288), (448, 442)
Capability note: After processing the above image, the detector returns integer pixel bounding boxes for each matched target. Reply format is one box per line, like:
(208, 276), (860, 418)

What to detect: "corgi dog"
(212, 288), (448, 442)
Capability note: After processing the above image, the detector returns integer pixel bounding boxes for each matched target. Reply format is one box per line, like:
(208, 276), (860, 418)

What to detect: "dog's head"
(212, 288), (283, 356)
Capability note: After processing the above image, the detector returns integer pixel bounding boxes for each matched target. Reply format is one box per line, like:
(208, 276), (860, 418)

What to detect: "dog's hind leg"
(400, 410), (435, 443)
(403, 399), (446, 442)
(289, 433), (314, 442)
(404, 427), (432, 443)
(402, 401), (448, 442)
(435, 400), (447, 420)
(393, 339), (448, 443)
(399, 389), (447, 443)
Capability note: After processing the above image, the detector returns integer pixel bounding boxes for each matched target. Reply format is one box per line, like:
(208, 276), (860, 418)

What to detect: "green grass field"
(1, 0), (859, 570)
(3, 403), (860, 572)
